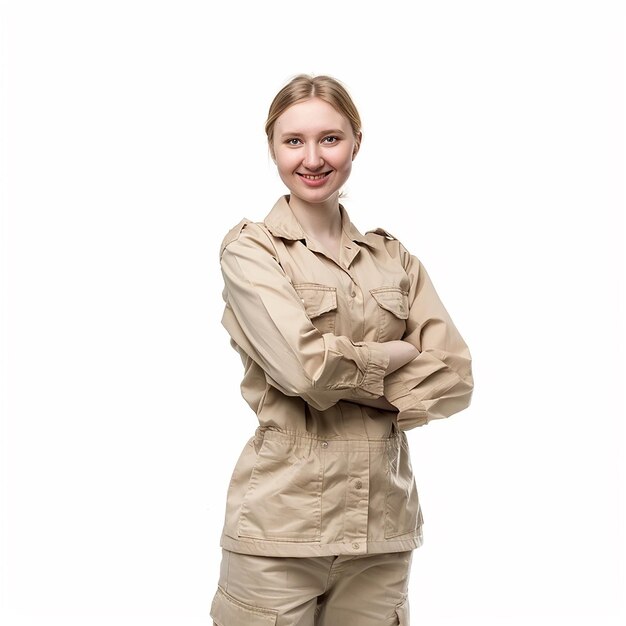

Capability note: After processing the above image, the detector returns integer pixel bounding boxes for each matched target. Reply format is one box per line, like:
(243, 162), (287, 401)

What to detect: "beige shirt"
(218, 196), (473, 557)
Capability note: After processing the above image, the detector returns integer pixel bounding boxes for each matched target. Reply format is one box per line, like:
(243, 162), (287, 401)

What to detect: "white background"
(1, 0), (624, 624)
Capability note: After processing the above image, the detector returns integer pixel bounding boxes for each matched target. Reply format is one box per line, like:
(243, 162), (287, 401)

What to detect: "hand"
(380, 340), (419, 374)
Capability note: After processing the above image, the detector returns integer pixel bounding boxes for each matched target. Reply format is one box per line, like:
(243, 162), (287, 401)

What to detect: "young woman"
(210, 74), (473, 626)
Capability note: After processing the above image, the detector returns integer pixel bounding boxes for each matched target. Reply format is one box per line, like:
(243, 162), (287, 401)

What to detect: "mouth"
(297, 171), (332, 186)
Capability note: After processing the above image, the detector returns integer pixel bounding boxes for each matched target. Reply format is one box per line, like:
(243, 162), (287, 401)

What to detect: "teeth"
(301, 173), (327, 180)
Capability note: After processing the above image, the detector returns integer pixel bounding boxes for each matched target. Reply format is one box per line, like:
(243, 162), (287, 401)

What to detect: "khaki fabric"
(219, 196), (473, 557)
(211, 549), (412, 626)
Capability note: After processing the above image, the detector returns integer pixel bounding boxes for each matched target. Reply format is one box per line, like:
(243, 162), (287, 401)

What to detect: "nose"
(302, 142), (324, 170)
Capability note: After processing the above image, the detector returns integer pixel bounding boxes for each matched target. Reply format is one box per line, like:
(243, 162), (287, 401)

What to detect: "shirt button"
(351, 291), (356, 298)
(355, 480), (362, 489)
(352, 542), (360, 550)
(321, 441), (328, 449)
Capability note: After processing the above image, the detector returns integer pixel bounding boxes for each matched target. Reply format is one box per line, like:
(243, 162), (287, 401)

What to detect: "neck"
(287, 193), (342, 240)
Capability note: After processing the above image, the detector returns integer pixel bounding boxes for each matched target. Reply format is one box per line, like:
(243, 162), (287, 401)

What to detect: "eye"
(322, 136), (339, 144)
(286, 138), (302, 146)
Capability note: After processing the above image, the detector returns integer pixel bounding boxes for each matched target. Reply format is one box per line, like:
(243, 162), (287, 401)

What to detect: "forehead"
(274, 97), (351, 135)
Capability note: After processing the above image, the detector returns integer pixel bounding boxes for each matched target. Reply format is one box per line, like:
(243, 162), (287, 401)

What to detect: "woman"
(210, 74), (473, 626)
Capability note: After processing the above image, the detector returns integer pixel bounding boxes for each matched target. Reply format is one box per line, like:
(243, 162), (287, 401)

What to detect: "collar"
(263, 195), (371, 246)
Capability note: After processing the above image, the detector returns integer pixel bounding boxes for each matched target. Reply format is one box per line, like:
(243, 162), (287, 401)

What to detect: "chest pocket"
(370, 287), (409, 341)
(294, 283), (338, 335)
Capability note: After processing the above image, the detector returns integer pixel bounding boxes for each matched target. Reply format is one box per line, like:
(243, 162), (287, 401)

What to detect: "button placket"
(342, 445), (369, 555)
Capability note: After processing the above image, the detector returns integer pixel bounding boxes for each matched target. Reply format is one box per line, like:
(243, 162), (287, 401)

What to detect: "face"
(271, 97), (359, 207)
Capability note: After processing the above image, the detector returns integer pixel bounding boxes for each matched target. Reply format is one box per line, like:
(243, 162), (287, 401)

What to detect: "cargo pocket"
(395, 599), (410, 625)
(211, 586), (277, 626)
(382, 598), (410, 626)
(237, 434), (323, 541)
(384, 432), (420, 539)
(294, 283), (338, 334)
(370, 287), (409, 341)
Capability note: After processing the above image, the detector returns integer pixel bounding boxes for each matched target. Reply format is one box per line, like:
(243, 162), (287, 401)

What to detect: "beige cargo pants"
(210, 549), (412, 626)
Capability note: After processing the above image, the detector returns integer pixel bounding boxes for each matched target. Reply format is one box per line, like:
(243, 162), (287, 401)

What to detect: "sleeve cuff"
(384, 377), (412, 404)
(384, 372), (430, 428)
(355, 341), (389, 397)
(386, 392), (429, 429)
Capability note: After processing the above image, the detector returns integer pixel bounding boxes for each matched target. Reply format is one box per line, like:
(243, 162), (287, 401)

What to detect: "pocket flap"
(370, 287), (409, 319)
(211, 587), (277, 625)
(294, 284), (337, 318)
(395, 599), (410, 625)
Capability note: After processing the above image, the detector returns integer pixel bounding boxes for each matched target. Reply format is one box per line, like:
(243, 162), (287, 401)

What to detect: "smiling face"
(271, 97), (360, 208)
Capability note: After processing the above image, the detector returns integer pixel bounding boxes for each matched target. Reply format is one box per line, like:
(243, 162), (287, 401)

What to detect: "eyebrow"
(277, 129), (347, 138)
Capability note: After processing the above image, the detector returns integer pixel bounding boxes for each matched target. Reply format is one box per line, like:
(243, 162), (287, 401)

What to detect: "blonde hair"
(265, 74), (362, 151)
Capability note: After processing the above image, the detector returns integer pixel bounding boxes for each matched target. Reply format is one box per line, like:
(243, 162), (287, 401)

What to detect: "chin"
(296, 191), (338, 205)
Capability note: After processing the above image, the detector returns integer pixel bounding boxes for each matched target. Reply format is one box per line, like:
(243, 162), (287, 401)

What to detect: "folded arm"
(221, 222), (395, 411)
(381, 243), (474, 429)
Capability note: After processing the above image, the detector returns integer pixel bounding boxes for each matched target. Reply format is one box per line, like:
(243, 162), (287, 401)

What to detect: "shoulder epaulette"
(220, 219), (252, 258)
(365, 227), (397, 240)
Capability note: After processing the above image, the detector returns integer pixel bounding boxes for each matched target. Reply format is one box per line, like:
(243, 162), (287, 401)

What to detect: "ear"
(352, 132), (362, 160)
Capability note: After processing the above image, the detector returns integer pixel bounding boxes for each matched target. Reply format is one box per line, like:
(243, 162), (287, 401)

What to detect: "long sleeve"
(383, 245), (473, 429)
(220, 221), (390, 412)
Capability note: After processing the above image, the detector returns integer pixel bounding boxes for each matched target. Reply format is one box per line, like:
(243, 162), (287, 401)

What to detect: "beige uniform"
(211, 196), (473, 625)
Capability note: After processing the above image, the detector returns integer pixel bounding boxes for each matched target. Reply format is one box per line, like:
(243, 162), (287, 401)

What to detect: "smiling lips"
(297, 171), (332, 187)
